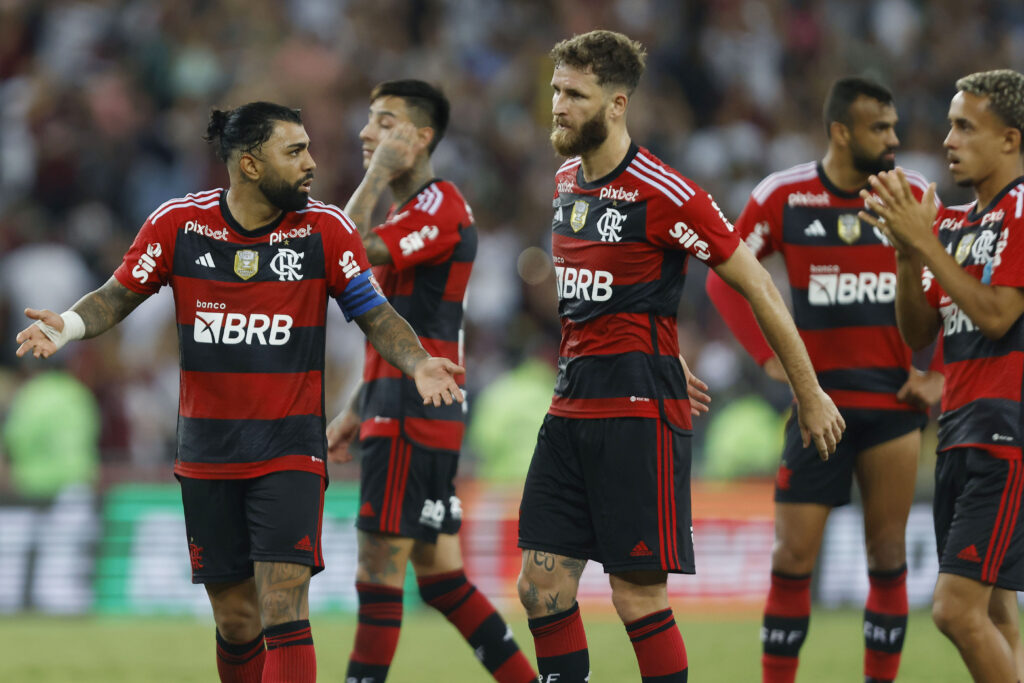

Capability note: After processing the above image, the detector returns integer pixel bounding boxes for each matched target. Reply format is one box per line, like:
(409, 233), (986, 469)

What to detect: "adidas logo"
(804, 219), (826, 237)
(957, 544), (982, 563)
(630, 540), (653, 557)
(195, 252), (215, 267)
(359, 501), (375, 517)
(294, 535), (313, 552)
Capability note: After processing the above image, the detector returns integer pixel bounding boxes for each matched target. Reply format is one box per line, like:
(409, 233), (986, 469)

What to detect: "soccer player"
(516, 30), (844, 683)
(704, 77), (944, 683)
(325, 80), (537, 683)
(15, 102), (464, 683)
(861, 69), (1024, 683)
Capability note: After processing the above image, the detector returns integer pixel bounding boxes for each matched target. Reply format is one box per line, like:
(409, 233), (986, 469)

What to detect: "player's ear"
(829, 120), (850, 147)
(607, 91), (629, 121)
(237, 152), (262, 182)
(1001, 126), (1021, 156)
(417, 126), (435, 154)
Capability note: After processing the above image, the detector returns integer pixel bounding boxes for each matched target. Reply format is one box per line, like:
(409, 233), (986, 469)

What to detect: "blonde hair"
(956, 69), (1024, 136)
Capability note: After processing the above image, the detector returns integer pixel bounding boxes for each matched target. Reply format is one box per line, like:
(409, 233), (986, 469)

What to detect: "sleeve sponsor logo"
(745, 221), (771, 256)
(131, 243), (163, 283)
(269, 248), (305, 281)
(338, 251), (361, 279)
(555, 266), (613, 301)
(193, 309), (293, 345)
(269, 224), (313, 245)
(183, 220), (228, 241)
(710, 196), (734, 232)
(807, 267), (896, 305)
(669, 221), (711, 261)
(399, 225), (440, 256)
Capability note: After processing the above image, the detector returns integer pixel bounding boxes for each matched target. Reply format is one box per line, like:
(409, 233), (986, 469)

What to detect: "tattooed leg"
(254, 561), (312, 627)
(517, 550), (586, 618)
(357, 530), (414, 588)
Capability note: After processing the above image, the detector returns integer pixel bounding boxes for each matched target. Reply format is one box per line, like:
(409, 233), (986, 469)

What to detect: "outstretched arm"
(713, 242), (845, 459)
(354, 302), (464, 406)
(15, 277), (148, 359)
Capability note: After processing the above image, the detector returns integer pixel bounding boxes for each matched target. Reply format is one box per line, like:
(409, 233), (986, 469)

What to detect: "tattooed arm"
(16, 277), (149, 359)
(354, 302), (465, 406)
(345, 121), (423, 265)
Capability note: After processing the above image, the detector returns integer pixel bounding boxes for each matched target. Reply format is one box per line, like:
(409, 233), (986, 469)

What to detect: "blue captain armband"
(336, 270), (388, 321)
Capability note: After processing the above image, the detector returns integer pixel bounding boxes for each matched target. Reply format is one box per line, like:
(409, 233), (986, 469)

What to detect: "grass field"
(0, 608), (972, 682)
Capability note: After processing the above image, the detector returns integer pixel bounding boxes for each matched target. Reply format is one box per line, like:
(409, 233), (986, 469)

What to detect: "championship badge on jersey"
(954, 233), (976, 265)
(570, 200), (589, 233)
(233, 249), (259, 280)
(837, 214), (861, 244)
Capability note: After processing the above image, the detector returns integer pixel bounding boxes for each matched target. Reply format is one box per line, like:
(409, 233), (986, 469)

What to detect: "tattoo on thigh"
(531, 551), (556, 572)
(255, 562), (310, 624)
(522, 581), (540, 611)
(560, 557), (586, 580)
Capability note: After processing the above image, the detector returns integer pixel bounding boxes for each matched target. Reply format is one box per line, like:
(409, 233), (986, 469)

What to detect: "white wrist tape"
(33, 311), (85, 352)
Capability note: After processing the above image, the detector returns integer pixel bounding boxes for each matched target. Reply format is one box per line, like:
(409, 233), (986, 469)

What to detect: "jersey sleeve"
(647, 189), (741, 267)
(733, 192), (782, 261)
(989, 217), (1024, 289)
(373, 187), (465, 271)
(112, 216), (173, 295)
(323, 215), (388, 321)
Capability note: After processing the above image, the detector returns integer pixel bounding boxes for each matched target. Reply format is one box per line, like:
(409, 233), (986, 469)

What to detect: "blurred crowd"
(1, 0), (1022, 492)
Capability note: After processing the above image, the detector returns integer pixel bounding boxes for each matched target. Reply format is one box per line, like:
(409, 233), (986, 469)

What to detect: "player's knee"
(864, 536), (906, 570)
(771, 541), (817, 574)
(215, 609), (261, 643)
(932, 595), (971, 640)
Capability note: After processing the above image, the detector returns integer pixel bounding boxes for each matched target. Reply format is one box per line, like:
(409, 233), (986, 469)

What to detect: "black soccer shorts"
(355, 433), (462, 543)
(518, 415), (695, 574)
(935, 447), (1024, 589)
(774, 407), (927, 507)
(177, 470), (326, 584)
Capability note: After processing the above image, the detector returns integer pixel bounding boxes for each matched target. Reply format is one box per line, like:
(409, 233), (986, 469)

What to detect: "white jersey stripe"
(151, 198), (220, 223)
(634, 152), (695, 198)
(146, 189), (222, 222)
(558, 157), (582, 174)
(751, 162), (818, 204)
(625, 167), (684, 207)
(299, 202), (356, 232)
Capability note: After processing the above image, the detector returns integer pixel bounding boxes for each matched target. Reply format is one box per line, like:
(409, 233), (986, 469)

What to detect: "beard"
(551, 107), (609, 157)
(851, 143), (896, 176)
(259, 171), (311, 213)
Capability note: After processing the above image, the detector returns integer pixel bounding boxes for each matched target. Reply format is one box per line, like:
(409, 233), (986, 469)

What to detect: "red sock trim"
(530, 604), (588, 658)
(765, 572), (811, 618)
(626, 609), (687, 677)
(866, 566), (907, 614)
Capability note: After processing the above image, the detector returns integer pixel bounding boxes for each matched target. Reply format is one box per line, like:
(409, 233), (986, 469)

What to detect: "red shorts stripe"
(180, 371), (322, 420)
(381, 437), (400, 533)
(985, 460), (1024, 583)
(665, 423), (680, 570)
(656, 423), (666, 571)
(393, 441), (413, 532)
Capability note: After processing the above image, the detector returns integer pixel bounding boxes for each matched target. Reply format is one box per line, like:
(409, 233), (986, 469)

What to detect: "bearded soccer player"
(325, 80), (537, 683)
(15, 102), (464, 683)
(515, 30), (845, 683)
(861, 69), (1024, 683)
(705, 77), (944, 683)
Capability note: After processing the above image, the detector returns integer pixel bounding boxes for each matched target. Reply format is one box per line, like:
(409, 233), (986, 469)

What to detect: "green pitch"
(0, 609), (970, 681)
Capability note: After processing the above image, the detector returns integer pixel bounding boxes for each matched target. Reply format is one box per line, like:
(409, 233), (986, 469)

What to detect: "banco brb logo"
(194, 311), (293, 345)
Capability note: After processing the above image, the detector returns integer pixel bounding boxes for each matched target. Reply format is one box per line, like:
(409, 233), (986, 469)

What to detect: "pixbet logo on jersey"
(807, 266), (896, 305)
(183, 220), (229, 241)
(598, 185), (640, 202)
(193, 303), (293, 345)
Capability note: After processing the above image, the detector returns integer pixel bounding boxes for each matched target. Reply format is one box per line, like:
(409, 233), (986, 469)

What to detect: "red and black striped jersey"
(548, 143), (740, 431)
(925, 177), (1024, 459)
(113, 189), (386, 479)
(358, 179), (475, 452)
(708, 161), (936, 411)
